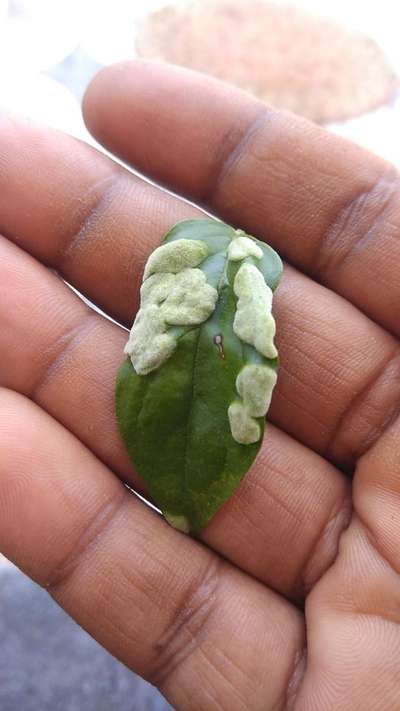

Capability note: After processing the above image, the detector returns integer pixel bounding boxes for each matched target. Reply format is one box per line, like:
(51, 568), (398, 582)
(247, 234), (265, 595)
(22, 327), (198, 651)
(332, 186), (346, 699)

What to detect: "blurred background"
(1, 0), (400, 161)
(0, 0), (399, 709)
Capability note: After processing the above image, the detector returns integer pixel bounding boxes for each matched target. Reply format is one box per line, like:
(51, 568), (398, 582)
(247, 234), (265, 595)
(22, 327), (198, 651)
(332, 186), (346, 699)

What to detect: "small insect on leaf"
(116, 219), (283, 535)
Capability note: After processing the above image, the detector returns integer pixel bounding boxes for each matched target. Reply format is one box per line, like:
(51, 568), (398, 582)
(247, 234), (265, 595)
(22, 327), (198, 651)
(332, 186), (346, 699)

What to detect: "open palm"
(1, 62), (400, 710)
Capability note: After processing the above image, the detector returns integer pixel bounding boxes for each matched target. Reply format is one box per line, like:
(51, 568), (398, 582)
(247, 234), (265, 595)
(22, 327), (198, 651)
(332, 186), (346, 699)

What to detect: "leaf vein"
(182, 328), (203, 512)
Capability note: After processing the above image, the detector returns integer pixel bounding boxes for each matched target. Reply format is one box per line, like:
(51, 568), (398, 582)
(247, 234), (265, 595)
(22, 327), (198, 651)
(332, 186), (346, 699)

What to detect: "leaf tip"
(164, 512), (191, 534)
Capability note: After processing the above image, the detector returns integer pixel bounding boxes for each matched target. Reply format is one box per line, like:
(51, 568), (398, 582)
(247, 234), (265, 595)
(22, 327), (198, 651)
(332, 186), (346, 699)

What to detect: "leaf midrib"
(181, 246), (230, 523)
(182, 326), (202, 519)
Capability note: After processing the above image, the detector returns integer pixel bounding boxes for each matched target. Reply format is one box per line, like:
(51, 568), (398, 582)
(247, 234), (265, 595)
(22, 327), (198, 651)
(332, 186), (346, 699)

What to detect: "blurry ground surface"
(1, 0), (400, 164)
(0, 563), (172, 711)
(137, 0), (398, 123)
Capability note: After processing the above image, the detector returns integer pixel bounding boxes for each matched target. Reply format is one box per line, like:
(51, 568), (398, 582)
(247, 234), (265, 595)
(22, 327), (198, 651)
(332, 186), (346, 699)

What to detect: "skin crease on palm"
(0, 61), (400, 711)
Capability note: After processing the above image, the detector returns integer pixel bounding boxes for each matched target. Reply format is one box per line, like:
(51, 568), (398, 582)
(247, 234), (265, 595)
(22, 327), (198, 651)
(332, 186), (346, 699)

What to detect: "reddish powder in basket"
(136, 0), (398, 123)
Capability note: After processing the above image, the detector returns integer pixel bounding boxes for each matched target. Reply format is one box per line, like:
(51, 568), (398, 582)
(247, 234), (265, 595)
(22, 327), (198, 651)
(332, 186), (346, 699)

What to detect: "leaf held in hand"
(116, 219), (282, 534)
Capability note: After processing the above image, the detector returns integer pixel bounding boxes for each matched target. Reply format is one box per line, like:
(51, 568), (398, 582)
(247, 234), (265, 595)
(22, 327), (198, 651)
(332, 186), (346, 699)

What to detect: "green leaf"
(116, 219), (282, 535)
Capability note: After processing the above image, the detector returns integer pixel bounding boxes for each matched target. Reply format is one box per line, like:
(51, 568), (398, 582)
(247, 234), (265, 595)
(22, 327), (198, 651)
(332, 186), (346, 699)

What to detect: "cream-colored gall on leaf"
(143, 238), (209, 278)
(228, 401), (261, 445)
(236, 364), (277, 418)
(161, 269), (217, 325)
(233, 263), (277, 359)
(228, 363), (277, 445)
(124, 304), (176, 376)
(125, 240), (217, 375)
(228, 234), (263, 261)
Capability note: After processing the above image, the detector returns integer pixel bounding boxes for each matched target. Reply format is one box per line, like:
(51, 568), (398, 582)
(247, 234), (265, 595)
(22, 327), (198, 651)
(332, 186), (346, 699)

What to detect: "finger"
(0, 120), (399, 466)
(295, 418), (400, 709)
(270, 269), (400, 468)
(296, 518), (400, 710)
(0, 388), (304, 710)
(0, 113), (197, 324)
(353, 414), (400, 583)
(0, 235), (349, 600)
(83, 61), (400, 337)
(0, 235), (138, 487)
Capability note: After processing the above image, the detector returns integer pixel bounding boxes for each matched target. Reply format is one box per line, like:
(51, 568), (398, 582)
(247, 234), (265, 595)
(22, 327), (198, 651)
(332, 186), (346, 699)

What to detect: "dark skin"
(0, 61), (400, 710)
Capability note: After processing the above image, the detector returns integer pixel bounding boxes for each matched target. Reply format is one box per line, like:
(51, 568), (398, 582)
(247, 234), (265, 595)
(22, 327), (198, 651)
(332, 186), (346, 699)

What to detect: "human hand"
(0, 62), (399, 710)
